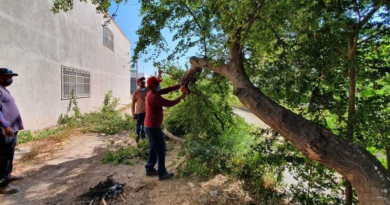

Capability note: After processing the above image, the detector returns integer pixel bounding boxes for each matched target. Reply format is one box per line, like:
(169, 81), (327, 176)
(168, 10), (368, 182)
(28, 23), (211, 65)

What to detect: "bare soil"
(0, 129), (252, 205)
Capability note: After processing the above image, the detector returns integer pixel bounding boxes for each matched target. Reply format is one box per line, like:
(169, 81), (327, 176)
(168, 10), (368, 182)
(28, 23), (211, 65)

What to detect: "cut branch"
(163, 129), (185, 143)
(181, 57), (227, 85)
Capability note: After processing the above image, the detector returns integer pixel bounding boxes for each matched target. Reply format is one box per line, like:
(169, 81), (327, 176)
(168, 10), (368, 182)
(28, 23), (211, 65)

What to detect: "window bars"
(61, 66), (90, 100)
(103, 27), (114, 50)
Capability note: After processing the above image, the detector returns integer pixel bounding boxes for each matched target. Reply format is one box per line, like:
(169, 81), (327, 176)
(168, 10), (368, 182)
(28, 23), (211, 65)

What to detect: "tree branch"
(242, 1), (267, 42)
(182, 3), (208, 57)
(357, 4), (381, 30)
(358, 25), (385, 45)
(358, 32), (380, 45)
(103, 3), (120, 27)
(163, 129), (185, 143)
(180, 57), (228, 86)
(271, 27), (289, 47)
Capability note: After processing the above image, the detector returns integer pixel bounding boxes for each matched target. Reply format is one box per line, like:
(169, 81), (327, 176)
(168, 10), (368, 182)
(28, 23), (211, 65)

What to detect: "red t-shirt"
(144, 85), (181, 128)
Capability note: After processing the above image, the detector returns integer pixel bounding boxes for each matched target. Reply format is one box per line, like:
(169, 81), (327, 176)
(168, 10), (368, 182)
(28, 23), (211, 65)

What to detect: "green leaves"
(51, 0), (75, 13)
(53, 0), (390, 202)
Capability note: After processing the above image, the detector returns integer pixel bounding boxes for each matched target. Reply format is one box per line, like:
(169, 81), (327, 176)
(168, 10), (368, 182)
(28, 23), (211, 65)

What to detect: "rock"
(210, 190), (218, 197)
(187, 182), (195, 188)
(127, 173), (134, 178)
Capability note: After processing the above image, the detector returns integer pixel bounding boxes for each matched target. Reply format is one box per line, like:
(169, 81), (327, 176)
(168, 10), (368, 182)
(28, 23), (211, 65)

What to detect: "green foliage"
(17, 130), (33, 144)
(102, 147), (135, 165)
(58, 90), (135, 135)
(102, 139), (150, 165)
(178, 117), (289, 203)
(163, 71), (235, 137)
(159, 69), (346, 203)
(53, 0), (390, 203)
(58, 90), (82, 126)
(18, 128), (63, 145)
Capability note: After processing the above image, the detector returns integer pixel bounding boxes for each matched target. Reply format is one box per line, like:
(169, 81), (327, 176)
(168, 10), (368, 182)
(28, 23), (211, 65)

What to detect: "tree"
(52, 0), (390, 203)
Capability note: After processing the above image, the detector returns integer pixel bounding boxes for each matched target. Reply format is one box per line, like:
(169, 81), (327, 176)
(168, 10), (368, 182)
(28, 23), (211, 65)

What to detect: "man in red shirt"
(144, 77), (186, 180)
(131, 71), (162, 143)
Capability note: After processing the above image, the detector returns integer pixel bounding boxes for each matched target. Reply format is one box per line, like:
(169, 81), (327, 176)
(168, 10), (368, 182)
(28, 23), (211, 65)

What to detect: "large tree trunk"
(345, 35), (358, 205)
(387, 145), (390, 171)
(186, 56), (390, 204)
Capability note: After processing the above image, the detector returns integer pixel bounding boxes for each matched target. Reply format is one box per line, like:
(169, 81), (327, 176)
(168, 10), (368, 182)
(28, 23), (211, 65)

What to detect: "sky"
(108, 2), (198, 76)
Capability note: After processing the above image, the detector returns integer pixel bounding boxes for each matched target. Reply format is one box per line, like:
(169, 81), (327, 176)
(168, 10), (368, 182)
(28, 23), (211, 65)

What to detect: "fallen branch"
(163, 129), (185, 143)
(119, 193), (127, 203)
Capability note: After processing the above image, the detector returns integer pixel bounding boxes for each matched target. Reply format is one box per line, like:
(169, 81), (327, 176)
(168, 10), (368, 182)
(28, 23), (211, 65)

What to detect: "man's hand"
(132, 115), (137, 122)
(4, 127), (14, 137)
(179, 92), (187, 101)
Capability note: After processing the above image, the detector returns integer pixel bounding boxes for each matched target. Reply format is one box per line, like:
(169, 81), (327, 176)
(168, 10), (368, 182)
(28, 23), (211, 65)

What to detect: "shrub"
(18, 128), (63, 145)
(58, 90), (136, 135)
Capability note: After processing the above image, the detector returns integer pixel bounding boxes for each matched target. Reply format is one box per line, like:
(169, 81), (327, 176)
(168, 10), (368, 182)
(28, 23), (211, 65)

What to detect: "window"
(61, 66), (90, 100)
(103, 27), (114, 50)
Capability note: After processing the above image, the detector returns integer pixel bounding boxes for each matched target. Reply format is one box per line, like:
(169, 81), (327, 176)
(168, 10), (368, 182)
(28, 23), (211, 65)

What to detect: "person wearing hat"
(0, 68), (24, 194)
(144, 76), (186, 180)
(131, 71), (162, 143)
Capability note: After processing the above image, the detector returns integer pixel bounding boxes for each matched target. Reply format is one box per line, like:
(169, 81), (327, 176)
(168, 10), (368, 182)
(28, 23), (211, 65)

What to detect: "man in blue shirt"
(0, 68), (24, 194)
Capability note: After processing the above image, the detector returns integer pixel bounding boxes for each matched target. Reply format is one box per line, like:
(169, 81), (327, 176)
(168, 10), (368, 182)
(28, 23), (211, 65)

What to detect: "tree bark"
(186, 56), (390, 204)
(387, 146), (390, 171)
(345, 181), (353, 205)
(345, 35), (358, 205)
(163, 129), (185, 143)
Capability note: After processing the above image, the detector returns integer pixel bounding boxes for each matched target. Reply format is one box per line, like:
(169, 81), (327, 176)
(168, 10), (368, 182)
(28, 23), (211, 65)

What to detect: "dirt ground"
(0, 129), (253, 205)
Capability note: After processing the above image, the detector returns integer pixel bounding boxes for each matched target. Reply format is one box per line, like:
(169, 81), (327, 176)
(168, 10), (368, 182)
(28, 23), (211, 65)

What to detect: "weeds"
(58, 90), (135, 135)
(18, 127), (63, 145)
(102, 139), (150, 165)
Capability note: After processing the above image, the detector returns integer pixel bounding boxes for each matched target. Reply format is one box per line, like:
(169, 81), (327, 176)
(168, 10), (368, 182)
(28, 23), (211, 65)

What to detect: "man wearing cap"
(0, 68), (24, 194)
(144, 76), (186, 180)
(131, 71), (162, 143)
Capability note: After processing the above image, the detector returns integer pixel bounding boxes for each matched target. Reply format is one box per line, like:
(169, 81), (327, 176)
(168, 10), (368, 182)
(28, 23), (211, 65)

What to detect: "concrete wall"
(0, 0), (131, 130)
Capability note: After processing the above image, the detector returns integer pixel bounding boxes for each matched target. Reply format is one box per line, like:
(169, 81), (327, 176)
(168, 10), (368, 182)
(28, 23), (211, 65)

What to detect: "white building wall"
(0, 0), (131, 130)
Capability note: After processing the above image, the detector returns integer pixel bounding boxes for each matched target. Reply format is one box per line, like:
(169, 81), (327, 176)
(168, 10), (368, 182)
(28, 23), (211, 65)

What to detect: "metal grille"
(103, 27), (114, 50)
(61, 66), (90, 100)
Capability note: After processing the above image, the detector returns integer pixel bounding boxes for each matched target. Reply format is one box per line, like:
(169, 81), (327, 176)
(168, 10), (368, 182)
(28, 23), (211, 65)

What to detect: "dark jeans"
(0, 132), (18, 187)
(144, 127), (167, 177)
(135, 113), (146, 141)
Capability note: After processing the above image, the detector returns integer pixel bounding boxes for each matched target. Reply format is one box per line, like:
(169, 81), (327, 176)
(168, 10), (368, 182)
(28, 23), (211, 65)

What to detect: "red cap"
(147, 76), (162, 87)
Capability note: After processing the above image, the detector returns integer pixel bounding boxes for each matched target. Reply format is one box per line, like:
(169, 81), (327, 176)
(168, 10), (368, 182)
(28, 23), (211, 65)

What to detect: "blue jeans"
(144, 127), (167, 177)
(0, 132), (18, 187)
(135, 113), (146, 141)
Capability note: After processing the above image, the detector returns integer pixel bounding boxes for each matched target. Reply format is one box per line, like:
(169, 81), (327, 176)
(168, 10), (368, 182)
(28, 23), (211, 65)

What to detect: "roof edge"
(107, 14), (131, 45)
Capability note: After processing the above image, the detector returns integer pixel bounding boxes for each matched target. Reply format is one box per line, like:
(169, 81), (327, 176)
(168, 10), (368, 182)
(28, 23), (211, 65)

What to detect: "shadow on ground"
(1, 132), (251, 205)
